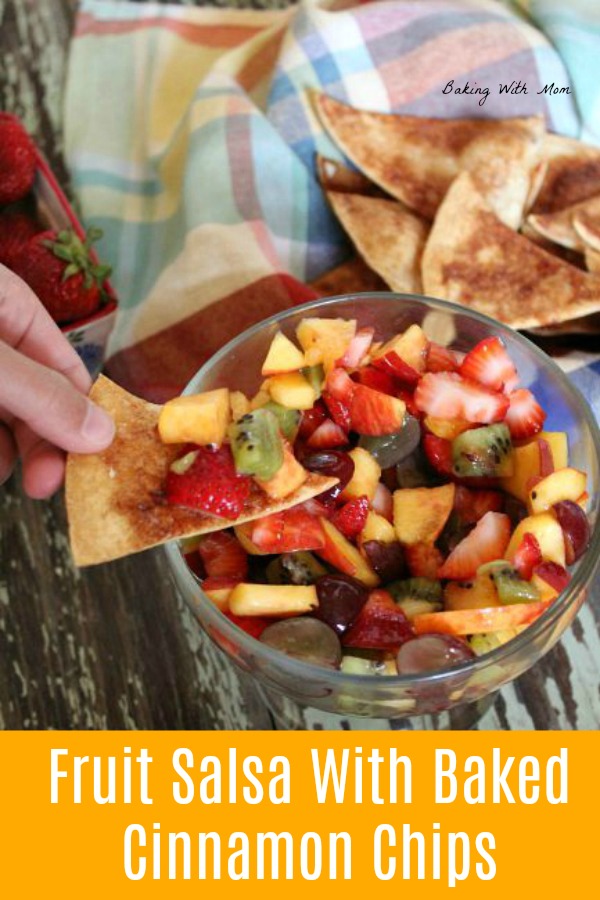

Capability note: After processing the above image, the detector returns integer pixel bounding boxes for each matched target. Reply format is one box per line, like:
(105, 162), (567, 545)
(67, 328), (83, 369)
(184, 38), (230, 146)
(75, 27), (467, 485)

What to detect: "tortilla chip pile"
(311, 94), (600, 333)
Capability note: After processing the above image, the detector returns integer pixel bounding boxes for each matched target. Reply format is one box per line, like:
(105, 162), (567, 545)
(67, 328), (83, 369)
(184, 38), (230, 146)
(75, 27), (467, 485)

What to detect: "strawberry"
(437, 511), (512, 579)
(338, 327), (374, 368)
(0, 113), (37, 205)
(224, 611), (271, 639)
(396, 387), (420, 419)
(0, 209), (41, 268)
(349, 383), (406, 435)
(513, 533), (542, 581)
(459, 337), (519, 393)
(12, 227), (111, 324)
(342, 589), (414, 650)
(183, 550), (206, 580)
(426, 341), (460, 373)
(251, 507), (325, 553)
(423, 434), (454, 479)
(504, 388), (546, 440)
(325, 367), (356, 405)
(453, 485), (504, 525)
(298, 401), (328, 439)
(354, 366), (397, 395)
(306, 418), (348, 448)
(197, 531), (248, 580)
(414, 372), (509, 424)
(322, 391), (351, 432)
(165, 444), (252, 519)
(404, 542), (444, 579)
(372, 350), (420, 384)
(331, 495), (369, 539)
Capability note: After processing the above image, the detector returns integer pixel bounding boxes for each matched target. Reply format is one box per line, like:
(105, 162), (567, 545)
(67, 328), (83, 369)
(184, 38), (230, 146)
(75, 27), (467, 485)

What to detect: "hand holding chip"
(0, 264), (115, 498)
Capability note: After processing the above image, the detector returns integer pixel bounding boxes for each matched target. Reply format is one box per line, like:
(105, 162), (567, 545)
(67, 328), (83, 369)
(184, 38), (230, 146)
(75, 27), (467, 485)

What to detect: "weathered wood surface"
(0, 0), (599, 731)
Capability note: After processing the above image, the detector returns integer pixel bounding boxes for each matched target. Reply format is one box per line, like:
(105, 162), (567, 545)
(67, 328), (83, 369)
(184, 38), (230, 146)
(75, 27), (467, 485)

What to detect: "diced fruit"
(260, 401), (301, 441)
(505, 512), (566, 567)
(331, 495), (370, 539)
(166, 445), (252, 519)
(260, 618), (342, 669)
(266, 551), (328, 585)
(307, 418), (348, 448)
(372, 350), (420, 384)
(268, 372), (317, 410)
(317, 518), (379, 587)
(459, 337), (519, 393)
(302, 364), (325, 397)
(340, 654), (397, 677)
(202, 577), (240, 611)
(255, 440), (308, 499)
(404, 543), (444, 578)
(315, 574), (368, 635)
(234, 522), (270, 555)
(532, 562), (571, 599)
(453, 486), (504, 525)
(249, 388), (271, 410)
(261, 331), (305, 375)
(501, 432), (568, 503)
(371, 482), (394, 521)
(338, 327), (374, 367)
(229, 583), (318, 617)
(414, 372), (509, 423)
(359, 511), (397, 546)
(296, 317), (356, 370)
(229, 408), (284, 481)
(358, 416), (421, 467)
(341, 447), (381, 502)
(412, 601), (550, 636)
(322, 392), (351, 431)
(480, 562), (540, 605)
(387, 577), (443, 605)
(438, 511), (512, 579)
(198, 532), (248, 580)
(512, 532), (542, 580)
(554, 500), (591, 564)
(342, 589), (414, 650)
(354, 366), (397, 395)
(300, 449), (354, 503)
(452, 424), (513, 478)
(158, 388), (230, 446)
(469, 630), (521, 655)
(393, 598), (443, 620)
(396, 635), (474, 674)
(350, 384), (406, 435)
(423, 434), (454, 478)
(251, 507), (325, 553)
(224, 612), (271, 639)
(298, 402), (328, 439)
(325, 367), (356, 405)
(426, 342), (460, 373)
(424, 416), (471, 440)
(504, 389), (546, 440)
(528, 467), (587, 514)
(393, 483), (455, 545)
(372, 324), (428, 375)
(444, 571), (501, 611)
(230, 390), (250, 420)
(362, 540), (406, 581)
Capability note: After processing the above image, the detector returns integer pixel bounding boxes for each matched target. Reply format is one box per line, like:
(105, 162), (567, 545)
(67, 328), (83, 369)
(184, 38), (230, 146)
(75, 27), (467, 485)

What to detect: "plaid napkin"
(64, 0), (600, 422)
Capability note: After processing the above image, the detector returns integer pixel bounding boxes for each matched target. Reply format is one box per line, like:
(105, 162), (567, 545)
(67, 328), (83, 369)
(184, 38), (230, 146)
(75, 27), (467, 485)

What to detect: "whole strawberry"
(0, 209), (42, 269)
(0, 113), (37, 205)
(12, 227), (111, 325)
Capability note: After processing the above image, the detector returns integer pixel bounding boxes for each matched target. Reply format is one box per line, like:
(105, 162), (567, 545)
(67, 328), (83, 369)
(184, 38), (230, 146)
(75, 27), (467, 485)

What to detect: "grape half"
(396, 635), (474, 675)
(259, 618), (342, 669)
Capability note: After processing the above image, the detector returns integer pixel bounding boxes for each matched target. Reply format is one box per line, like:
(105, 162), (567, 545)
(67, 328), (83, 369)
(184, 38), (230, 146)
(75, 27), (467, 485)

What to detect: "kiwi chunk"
(301, 364), (325, 397)
(260, 401), (301, 442)
(229, 408), (283, 480)
(386, 577), (443, 605)
(266, 551), (328, 585)
(452, 423), (513, 478)
(485, 562), (540, 605)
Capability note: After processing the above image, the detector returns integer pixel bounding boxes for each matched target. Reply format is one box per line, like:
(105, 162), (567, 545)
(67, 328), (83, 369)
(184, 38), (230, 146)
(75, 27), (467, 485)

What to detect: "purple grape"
(396, 634), (474, 675)
(314, 574), (368, 636)
(300, 450), (355, 503)
(553, 500), (591, 564)
(362, 540), (406, 582)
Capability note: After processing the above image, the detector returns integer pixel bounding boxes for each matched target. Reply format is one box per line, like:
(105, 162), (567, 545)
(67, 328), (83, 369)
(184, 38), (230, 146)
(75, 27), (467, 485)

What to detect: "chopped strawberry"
(322, 391), (351, 432)
(438, 511), (512, 580)
(372, 350), (420, 384)
(184, 550), (206, 580)
(371, 482), (393, 521)
(338, 327), (374, 367)
(325, 367), (356, 405)
(513, 533), (543, 581)
(198, 531), (249, 580)
(298, 401), (328, 439)
(426, 341), (460, 373)
(251, 507), (325, 553)
(0, 113), (37, 205)
(423, 434), (454, 479)
(224, 612), (271, 639)
(414, 372), (509, 423)
(396, 387), (420, 419)
(202, 576), (242, 592)
(459, 337), (519, 393)
(342, 589), (414, 650)
(306, 417), (348, 448)
(331, 495), (369, 539)
(404, 543), (444, 579)
(165, 445), (252, 519)
(354, 366), (397, 396)
(349, 383), (406, 435)
(504, 388), (546, 440)
(453, 485), (504, 525)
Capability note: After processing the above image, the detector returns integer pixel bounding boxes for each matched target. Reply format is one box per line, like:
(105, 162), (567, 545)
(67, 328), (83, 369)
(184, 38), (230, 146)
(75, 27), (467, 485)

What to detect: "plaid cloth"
(64, 0), (600, 421)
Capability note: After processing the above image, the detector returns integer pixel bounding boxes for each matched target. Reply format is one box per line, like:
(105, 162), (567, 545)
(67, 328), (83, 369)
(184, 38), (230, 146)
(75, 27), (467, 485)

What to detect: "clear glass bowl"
(164, 293), (600, 728)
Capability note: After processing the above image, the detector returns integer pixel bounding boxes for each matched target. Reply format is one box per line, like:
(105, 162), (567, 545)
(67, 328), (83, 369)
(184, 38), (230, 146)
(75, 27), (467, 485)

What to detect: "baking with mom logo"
(49, 744), (568, 886)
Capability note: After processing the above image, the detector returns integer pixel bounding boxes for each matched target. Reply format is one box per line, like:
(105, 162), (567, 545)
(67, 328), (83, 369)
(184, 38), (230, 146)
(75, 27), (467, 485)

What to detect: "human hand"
(0, 264), (115, 498)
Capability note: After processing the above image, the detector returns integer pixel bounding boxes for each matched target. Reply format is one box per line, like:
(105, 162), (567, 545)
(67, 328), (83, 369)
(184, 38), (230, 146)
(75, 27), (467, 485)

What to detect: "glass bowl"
(164, 293), (600, 728)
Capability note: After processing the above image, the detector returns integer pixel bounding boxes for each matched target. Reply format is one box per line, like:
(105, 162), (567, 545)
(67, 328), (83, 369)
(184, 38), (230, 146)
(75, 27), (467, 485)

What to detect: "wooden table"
(1, 0), (599, 731)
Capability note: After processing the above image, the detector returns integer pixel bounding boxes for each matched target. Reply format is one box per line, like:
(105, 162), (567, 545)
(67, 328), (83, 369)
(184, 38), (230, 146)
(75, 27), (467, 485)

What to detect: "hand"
(0, 264), (115, 498)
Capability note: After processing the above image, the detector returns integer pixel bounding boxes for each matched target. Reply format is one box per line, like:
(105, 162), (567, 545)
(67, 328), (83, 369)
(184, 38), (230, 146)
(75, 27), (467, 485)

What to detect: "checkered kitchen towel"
(64, 0), (600, 417)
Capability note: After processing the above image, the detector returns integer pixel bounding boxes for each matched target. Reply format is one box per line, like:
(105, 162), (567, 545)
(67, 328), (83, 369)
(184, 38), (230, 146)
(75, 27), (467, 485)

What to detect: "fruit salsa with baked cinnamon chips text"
(158, 316), (591, 676)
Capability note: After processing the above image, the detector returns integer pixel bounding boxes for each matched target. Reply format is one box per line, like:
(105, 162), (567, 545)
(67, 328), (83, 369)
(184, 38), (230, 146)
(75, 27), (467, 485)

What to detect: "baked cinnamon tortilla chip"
(527, 134), (600, 215)
(315, 154), (385, 197)
(573, 198), (600, 252)
(66, 376), (337, 567)
(421, 173), (600, 329)
(527, 194), (600, 252)
(315, 93), (543, 226)
(327, 191), (427, 294)
(310, 256), (387, 296)
(585, 247), (600, 273)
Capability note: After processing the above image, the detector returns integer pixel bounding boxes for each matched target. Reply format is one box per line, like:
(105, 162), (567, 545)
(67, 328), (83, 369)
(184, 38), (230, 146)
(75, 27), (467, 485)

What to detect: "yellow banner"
(1, 732), (597, 896)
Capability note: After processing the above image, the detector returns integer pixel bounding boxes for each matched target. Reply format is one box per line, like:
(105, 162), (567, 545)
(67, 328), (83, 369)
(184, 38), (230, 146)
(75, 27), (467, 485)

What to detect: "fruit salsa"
(158, 317), (591, 677)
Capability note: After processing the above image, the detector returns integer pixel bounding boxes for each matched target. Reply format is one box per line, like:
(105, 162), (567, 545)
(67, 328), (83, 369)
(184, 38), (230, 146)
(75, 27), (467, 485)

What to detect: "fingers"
(0, 264), (91, 393)
(0, 340), (115, 454)
(0, 422), (17, 486)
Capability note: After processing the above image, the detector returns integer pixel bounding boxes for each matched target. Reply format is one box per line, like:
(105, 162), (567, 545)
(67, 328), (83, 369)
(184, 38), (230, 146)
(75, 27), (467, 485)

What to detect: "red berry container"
(32, 149), (117, 379)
